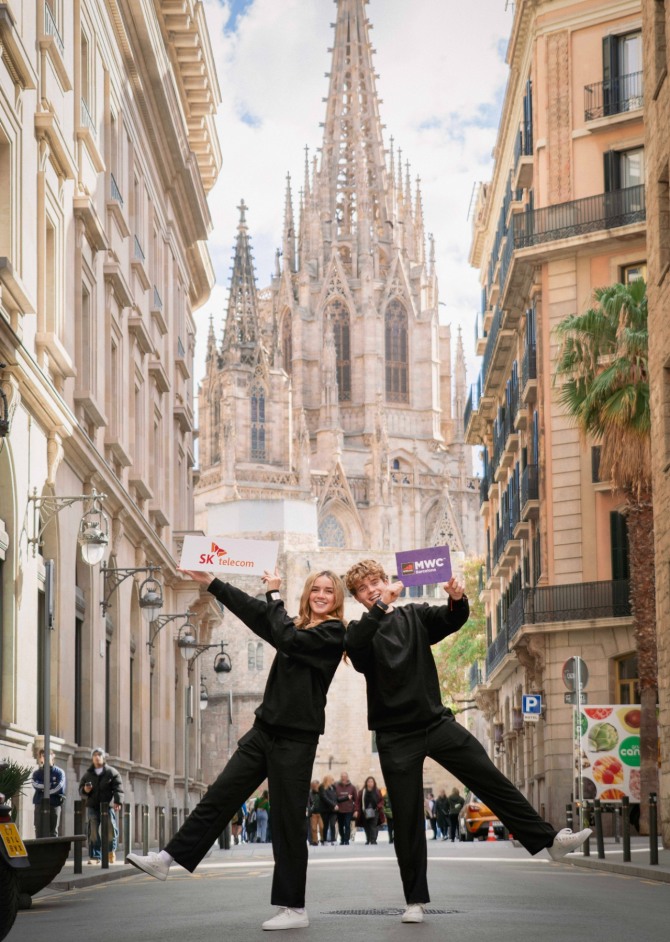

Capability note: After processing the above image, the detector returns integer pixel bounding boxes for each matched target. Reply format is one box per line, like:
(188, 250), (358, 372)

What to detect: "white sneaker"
(262, 908), (310, 930)
(86, 859), (100, 866)
(547, 827), (593, 860)
(126, 851), (170, 881)
(401, 904), (425, 923)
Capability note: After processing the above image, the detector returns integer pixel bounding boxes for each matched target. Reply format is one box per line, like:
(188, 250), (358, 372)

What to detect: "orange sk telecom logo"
(211, 543), (228, 558)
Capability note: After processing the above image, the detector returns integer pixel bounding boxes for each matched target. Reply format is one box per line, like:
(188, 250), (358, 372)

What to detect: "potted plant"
(0, 757), (85, 909)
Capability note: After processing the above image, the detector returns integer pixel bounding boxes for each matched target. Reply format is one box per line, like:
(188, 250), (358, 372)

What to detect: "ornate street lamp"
(28, 488), (108, 565)
(147, 611), (196, 650)
(101, 562), (163, 617)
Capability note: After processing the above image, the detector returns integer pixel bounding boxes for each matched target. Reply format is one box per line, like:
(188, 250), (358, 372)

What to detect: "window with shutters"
(610, 511), (630, 581)
(601, 31), (643, 117)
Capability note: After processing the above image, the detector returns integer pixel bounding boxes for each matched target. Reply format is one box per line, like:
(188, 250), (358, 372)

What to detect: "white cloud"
(197, 0), (512, 391)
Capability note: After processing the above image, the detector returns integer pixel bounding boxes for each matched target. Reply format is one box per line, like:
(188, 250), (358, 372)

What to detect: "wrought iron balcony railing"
(521, 341), (537, 389)
(44, 1), (64, 56)
(520, 463), (539, 508)
(134, 235), (145, 262)
(584, 71), (643, 121)
(486, 624), (509, 675)
(514, 185), (645, 249)
(80, 98), (96, 138)
(110, 174), (124, 206)
(469, 660), (483, 690)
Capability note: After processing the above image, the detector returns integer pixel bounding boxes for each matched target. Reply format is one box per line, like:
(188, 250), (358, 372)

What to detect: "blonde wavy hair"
(294, 570), (347, 629)
(344, 559), (388, 596)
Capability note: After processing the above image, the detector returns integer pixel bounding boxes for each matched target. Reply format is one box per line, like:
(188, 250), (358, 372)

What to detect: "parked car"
(458, 795), (506, 841)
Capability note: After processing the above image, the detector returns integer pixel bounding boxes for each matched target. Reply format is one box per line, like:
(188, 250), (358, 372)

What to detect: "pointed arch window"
(281, 311), (292, 374)
(250, 381), (267, 462)
(326, 298), (351, 402)
(319, 513), (346, 548)
(385, 299), (409, 403)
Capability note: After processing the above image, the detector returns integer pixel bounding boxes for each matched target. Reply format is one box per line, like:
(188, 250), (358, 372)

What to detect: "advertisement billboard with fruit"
(575, 705), (641, 803)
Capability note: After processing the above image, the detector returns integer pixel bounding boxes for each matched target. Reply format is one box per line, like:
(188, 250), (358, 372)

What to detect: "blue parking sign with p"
(522, 694), (542, 714)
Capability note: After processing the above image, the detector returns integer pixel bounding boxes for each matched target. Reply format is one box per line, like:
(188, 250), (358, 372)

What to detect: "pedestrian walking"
(318, 775), (338, 845)
(231, 803), (246, 844)
(307, 780), (323, 846)
(344, 559), (592, 925)
(356, 776), (384, 845)
(435, 789), (450, 841)
(255, 790), (270, 842)
(382, 789), (394, 845)
(424, 792), (438, 839)
(447, 787), (465, 842)
(334, 771), (357, 845)
(127, 567), (346, 932)
(31, 748), (66, 837)
(78, 748), (123, 865)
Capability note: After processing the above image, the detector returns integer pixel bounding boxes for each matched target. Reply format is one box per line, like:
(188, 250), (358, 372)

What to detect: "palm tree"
(554, 278), (658, 832)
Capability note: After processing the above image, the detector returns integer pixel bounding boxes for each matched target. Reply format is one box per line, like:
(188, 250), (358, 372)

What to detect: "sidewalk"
(38, 833), (670, 898)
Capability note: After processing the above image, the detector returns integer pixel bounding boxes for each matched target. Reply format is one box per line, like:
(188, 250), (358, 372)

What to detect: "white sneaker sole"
(262, 918), (309, 931)
(126, 854), (168, 881)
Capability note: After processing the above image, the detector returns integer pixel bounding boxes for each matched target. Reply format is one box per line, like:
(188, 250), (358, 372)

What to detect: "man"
(31, 749), (66, 836)
(447, 787), (465, 842)
(78, 748), (123, 865)
(334, 771), (357, 845)
(307, 780), (322, 847)
(344, 559), (592, 925)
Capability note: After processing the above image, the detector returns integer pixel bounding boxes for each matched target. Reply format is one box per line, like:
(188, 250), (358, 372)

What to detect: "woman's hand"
(179, 568), (215, 587)
(262, 568), (282, 592)
(443, 577), (465, 600)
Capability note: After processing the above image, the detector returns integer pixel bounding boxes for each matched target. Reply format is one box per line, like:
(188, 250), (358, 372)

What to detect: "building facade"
(0, 0), (222, 838)
(641, 0), (670, 846)
(465, 0), (645, 826)
(195, 0), (481, 792)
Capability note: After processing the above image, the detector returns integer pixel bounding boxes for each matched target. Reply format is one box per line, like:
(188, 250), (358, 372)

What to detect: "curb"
(566, 857), (670, 884)
(49, 866), (141, 891)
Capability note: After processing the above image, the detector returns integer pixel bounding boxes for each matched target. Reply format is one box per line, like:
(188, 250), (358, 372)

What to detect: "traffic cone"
(486, 822), (496, 842)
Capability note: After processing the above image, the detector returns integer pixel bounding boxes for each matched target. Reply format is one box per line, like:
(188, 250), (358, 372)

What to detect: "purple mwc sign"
(395, 545), (452, 587)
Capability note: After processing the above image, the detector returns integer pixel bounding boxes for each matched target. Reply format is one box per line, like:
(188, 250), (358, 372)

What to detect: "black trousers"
(377, 716), (558, 904)
(165, 726), (316, 908)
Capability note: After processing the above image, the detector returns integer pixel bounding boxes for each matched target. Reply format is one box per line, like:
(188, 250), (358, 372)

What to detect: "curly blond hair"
(344, 559), (388, 595)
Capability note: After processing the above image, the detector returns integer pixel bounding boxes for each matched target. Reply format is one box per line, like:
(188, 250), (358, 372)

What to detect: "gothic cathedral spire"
(222, 199), (262, 365)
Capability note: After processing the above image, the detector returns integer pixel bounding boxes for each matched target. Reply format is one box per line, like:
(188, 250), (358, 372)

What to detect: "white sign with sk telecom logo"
(179, 535), (279, 576)
(522, 694), (542, 721)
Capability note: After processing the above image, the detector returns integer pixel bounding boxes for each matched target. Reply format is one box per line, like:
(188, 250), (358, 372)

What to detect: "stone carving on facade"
(46, 431), (64, 485)
(513, 634), (545, 691)
(475, 688), (499, 722)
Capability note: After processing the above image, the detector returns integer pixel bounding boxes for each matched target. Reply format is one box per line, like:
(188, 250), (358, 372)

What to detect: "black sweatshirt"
(345, 598), (469, 732)
(208, 578), (345, 743)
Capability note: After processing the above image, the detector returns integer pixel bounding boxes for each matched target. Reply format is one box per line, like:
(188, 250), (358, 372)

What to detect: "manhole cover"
(324, 909), (457, 916)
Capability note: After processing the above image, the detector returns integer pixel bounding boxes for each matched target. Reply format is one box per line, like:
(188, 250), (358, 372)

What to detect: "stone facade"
(195, 0), (481, 796)
(641, 0), (670, 846)
(0, 0), (221, 838)
(466, 0), (646, 827)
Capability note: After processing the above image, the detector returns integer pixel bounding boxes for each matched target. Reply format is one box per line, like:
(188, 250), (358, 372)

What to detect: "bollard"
(171, 807), (179, 839)
(613, 805), (620, 844)
(649, 793), (659, 866)
(622, 796), (631, 862)
(158, 807), (166, 850)
(124, 803), (132, 859)
(593, 799), (605, 859)
(74, 800), (84, 874)
(581, 804), (590, 856)
(565, 803), (573, 831)
(100, 801), (110, 869)
(142, 804), (150, 855)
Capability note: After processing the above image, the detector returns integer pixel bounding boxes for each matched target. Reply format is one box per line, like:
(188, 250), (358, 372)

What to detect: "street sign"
(523, 713), (540, 723)
(562, 657), (589, 691)
(522, 694), (542, 715)
(564, 691), (588, 705)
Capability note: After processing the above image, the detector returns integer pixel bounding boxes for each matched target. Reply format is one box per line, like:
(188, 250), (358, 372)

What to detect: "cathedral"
(195, 0), (482, 788)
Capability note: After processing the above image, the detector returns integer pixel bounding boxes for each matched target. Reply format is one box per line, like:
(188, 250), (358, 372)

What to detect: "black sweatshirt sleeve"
(207, 578), (273, 643)
(344, 605), (386, 672)
(265, 598), (345, 666)
(419, 596), (470, 644)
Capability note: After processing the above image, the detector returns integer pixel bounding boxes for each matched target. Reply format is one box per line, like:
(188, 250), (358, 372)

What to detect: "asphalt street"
(11, 838), (670, 942)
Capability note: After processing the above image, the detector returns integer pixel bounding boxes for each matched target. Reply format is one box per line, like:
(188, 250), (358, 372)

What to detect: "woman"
(255, 790), (270, 842)
(127, 567), (346, 932)
(318, 775), (338, 845)
(435, 789), (450, 841)
(231, 803), (246, 844)
(356, 776), (384, 845)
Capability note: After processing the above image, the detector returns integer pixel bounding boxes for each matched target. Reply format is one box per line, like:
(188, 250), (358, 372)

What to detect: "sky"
(195, 0), (514, 394)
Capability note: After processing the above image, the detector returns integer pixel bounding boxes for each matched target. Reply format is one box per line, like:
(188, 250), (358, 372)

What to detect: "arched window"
(318, 513), (346, 548)
(385, 299), (409, 403)
(281, 311), (292, 374)
(247, 641), (264, 671)
(326, 299), (351, 401)
(250, 382), (266, 461)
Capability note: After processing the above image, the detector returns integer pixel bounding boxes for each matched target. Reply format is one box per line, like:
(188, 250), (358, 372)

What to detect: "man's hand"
(83, 783), (93, 792)
(378, 580), (404, 606)
(179, 568), (214, 587)
(443, 577), (465, 600)
(113, 803), (121, 812)
(261, 568), (282, 592)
